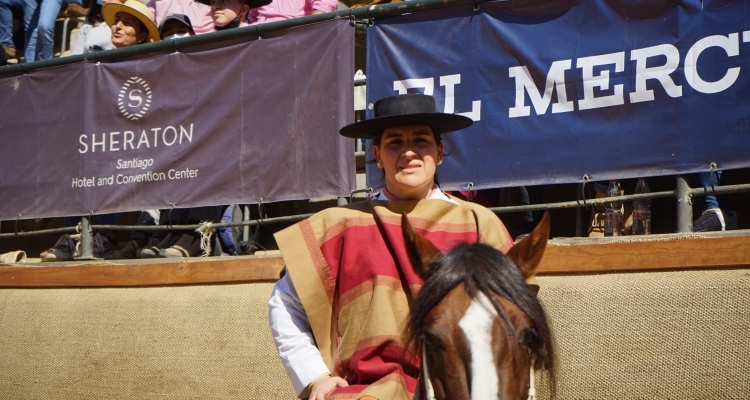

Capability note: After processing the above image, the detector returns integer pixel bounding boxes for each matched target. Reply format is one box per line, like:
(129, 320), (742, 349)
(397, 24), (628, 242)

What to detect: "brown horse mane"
(404, 241), (555, 383)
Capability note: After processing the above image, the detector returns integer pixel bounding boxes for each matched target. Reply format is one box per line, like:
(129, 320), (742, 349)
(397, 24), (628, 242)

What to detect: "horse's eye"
(520, 328), (538, 349)
(423, 331), (445, 351)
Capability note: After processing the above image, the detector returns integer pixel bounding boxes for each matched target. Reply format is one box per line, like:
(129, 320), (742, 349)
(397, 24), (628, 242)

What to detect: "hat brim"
(159, 16), (195, 37)
(339, 113), (473, 139)
(103, 3), (160, 44)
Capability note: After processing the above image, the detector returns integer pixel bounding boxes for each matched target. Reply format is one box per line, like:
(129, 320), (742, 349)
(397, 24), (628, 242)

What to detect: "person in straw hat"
(268, 93), (516, 399)
(102, 0), (160, 47)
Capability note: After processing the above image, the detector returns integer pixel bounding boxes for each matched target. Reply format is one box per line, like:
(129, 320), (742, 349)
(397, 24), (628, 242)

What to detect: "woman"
(102, 0), (159, 48)
(71, 0), (113, 54)
(269, 94), (515, 399)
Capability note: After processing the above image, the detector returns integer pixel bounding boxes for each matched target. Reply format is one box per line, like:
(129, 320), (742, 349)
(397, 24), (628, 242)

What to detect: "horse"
(401, 212), (555, 400)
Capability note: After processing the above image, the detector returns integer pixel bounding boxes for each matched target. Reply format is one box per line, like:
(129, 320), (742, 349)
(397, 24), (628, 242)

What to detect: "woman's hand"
(309, 376), (349, 400)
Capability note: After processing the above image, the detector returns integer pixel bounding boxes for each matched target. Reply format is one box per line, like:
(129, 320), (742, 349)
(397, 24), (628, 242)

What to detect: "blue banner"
(365, 0), (750, 191)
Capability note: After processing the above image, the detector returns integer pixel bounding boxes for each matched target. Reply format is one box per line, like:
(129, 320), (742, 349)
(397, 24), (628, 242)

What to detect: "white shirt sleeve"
(268, 271), (330, 397)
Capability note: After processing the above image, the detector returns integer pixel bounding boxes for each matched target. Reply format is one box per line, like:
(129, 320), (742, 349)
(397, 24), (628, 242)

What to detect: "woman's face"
(373, 125), (443, 200)
(111, 12), (148, 48)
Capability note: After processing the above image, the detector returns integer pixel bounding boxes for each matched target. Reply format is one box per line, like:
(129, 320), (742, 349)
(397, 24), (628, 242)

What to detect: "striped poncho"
(274, 197), (514, 399)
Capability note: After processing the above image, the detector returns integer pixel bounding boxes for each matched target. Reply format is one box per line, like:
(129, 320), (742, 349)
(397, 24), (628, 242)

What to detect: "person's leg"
(692, 171), (735, 231)
(22, 0), (39, 61)
(694, 171), (721, 210)
(0, 0), (16, 49)
(32, 0), (62, 61)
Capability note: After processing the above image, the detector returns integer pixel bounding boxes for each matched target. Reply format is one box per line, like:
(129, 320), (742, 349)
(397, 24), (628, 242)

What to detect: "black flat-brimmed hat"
(339, 94), (473, 139)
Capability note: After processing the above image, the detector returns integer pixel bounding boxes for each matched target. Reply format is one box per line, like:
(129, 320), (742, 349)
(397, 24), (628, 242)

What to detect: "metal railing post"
(243, 205), (251, 242)
(676, 175), (693, 233)
(79, 217), (95, 259)
(575, 187), (583, 237)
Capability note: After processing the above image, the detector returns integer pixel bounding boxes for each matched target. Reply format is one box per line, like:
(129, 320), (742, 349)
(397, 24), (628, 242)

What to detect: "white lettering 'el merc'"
(393, 74), (482, 121)
(509, 30), (750, 117)
(78, 124), (194, 154)
(458, 292), (499, 400)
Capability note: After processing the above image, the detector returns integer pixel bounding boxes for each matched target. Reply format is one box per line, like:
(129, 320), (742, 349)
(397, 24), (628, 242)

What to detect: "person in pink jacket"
(146, 0), (213, 34)
(197, 0), (269, 30)
(246, 0), (337, 25)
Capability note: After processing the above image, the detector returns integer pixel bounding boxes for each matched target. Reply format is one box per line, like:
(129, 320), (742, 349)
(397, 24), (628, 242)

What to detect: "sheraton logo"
(117, 77), (152, 121)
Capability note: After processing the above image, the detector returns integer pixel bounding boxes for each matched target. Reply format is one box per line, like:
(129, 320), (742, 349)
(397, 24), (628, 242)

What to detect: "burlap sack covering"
(0, 283), (297, 399)
(534, 268), (750, 399)
(0, 269), (748, 399)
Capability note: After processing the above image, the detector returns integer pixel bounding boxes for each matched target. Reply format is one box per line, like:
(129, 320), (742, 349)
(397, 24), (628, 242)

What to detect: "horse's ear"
(401, 212), (442, 278)
(506, 211), (550, 280)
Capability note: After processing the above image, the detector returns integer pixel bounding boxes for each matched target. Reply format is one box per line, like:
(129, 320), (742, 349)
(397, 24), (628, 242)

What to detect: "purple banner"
(0, 19), (354, 220)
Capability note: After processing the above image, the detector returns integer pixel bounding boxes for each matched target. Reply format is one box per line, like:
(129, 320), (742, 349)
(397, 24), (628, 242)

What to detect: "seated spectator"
(102, 0), (160, 47)
(245, 0), (336, 25)
(158, 12), (194, 39)
(71, 0), (114, 54)
(197, 0), (269, 30)
(147, 0), (213, 35)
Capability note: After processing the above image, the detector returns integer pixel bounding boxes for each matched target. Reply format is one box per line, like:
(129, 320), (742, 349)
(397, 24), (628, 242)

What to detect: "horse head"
(402, 212), (555, 400)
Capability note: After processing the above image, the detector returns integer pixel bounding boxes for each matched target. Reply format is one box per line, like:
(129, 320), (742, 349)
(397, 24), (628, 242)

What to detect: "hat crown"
(374, 94), (437, 118)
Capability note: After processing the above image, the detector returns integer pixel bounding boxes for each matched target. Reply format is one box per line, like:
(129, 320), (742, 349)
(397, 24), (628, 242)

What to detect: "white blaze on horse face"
(458, 292), (499, 400)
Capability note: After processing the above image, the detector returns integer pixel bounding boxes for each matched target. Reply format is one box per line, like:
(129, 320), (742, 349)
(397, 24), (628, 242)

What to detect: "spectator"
(158, 12), (193, 39)
(146, 0), (213, 34)
(198, 0), (269, 30)
(245, 0), (335, 25)
(71, 0), (114, 54)
(102, 0), (160, 48)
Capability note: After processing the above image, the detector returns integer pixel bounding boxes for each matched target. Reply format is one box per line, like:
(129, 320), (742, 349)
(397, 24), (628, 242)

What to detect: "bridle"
(376, 211), (539, 400)
(419, 329), (537, 400)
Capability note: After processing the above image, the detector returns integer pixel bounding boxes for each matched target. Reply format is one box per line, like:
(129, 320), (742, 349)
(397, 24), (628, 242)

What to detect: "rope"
(195, 221), (216, 257)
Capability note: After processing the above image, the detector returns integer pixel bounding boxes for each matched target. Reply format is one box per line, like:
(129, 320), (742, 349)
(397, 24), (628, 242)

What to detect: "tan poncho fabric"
(275, 198), (513, 399)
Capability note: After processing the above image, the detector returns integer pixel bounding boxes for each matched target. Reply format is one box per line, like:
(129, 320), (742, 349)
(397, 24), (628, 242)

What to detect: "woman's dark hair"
(136, 19), (149, 43)
(87, 2), (104, 25)
(367, 128), (444, 186)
